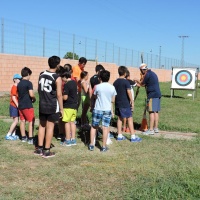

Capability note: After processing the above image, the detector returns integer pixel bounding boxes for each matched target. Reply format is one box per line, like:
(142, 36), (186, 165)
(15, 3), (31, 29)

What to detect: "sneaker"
(143, 130), (154, 135)
(88, 144), (94, 151)
(34, 148), (43, 156)
(109, 132), (114, 139)
(63, 139), (71, 147)
(28, 139), (34, 145)
(106, 137), (113, 145)
(131, 137), (142, 142)
(154, 128), (159, 133)
(5, 135), (17, 140)
(71, 139), (77, 146)
(21, 137), (28, 142)
(42, 151), (55, 158)
(12, 135), (19, 140)
(117, 136), (126, 141)
(100, 147), (108, 152)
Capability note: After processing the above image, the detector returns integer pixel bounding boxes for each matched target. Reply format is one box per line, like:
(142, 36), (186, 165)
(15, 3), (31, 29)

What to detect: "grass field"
(0, 82), (200, 199)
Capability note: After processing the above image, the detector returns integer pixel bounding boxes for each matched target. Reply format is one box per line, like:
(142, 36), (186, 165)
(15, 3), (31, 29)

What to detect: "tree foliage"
(63, 52), (79, 60)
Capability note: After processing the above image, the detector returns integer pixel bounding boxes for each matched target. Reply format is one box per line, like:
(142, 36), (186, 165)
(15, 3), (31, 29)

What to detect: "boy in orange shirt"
(5, 74), (22, 140)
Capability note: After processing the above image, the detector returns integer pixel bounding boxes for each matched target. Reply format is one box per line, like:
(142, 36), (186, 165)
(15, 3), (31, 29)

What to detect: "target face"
(175, 70), (192, 86)
(171, 68), (196, 90)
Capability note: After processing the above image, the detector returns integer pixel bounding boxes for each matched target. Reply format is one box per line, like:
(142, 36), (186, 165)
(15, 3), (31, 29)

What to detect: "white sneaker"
(154, 128), (159, 133)
(106, 137), (113, 145)
(143, 129), (154, 135)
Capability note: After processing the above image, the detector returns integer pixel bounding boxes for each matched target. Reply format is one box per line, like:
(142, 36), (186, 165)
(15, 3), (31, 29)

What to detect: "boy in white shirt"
(89, 70), (117, 152)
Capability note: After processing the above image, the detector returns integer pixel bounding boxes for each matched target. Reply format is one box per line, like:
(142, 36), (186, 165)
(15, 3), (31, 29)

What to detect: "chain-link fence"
(1, 18), (199, 69)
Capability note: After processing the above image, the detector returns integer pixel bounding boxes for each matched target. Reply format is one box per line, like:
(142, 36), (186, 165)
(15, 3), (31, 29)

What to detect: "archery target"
(171, 68), (196, 90)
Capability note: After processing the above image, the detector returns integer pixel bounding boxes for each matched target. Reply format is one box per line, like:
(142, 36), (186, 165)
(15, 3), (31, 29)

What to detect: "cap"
(13, 74), (22, 79)
(140, 63), (148, 70)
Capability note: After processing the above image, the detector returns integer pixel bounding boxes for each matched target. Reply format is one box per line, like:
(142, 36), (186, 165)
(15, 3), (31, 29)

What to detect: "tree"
(63, 52), (79, 60)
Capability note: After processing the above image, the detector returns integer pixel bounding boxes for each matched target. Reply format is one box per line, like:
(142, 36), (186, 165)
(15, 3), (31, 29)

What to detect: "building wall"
(0, 54), (173, 92)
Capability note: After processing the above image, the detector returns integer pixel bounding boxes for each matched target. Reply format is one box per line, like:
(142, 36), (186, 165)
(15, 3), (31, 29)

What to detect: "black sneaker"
(100, 147), (108, 152)
(34, 148), (43, 156)
(88, 145), (94, 151)
(42, 151), (55, 158)
(57, 134), (64, 140)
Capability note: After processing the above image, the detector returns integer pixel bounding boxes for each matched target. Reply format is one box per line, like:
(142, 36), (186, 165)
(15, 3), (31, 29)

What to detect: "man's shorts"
(39, 112), (60, 123)
(62, 108), (77, 123)
(115, 107), (132, 118)
(147, 98), (161, 112)
(19, 108), (35, 122)
(92, 109), (112, 127)
(9, 105), (19, 117)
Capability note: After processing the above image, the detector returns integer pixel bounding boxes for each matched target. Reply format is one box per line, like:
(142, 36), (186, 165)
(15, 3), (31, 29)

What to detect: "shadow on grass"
(162, 94), (185, 99)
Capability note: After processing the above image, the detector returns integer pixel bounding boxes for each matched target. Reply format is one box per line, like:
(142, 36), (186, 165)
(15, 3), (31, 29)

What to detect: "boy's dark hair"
(95, 64), (105, 73)
(21, 67), (32, 77)
(48, 55), (61, 69)
(60, 68), (71, 79)
(80, 71), (88, 79)
(125, 70), (130, 78)
(56, 66), (64, 75)
(79, 57), (87, 64)
(63, 63), (72, 71)
(99, 70), (110, 82)
(118, 66), (127, 76)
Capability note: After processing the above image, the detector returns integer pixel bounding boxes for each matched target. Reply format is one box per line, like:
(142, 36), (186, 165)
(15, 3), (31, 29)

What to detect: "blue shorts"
(115, 107), (132, 118)
(147, 98), (161, 112)
(92, 109), (112, 127)
(9, 105), (19, 117)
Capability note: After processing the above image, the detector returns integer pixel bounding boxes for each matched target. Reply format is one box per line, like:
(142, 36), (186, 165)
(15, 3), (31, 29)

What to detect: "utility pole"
(178, 35), (189, 67)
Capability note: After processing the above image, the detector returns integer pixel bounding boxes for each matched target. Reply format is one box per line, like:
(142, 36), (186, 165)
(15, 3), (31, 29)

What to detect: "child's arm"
(56, 77), (64, 116)
(12, 95), (18, 107)
(127, 89), (134, 111)
(63, 94), (68, 101)
(111, 96), (115, 117)
(29, 90), (36, 103)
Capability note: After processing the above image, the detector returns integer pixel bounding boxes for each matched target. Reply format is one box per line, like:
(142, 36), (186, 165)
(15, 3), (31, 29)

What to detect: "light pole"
(178, 35), (189, 67)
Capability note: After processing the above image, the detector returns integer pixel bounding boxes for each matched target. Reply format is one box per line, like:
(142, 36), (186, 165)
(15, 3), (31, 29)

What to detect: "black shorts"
(39, 112), (60, 123)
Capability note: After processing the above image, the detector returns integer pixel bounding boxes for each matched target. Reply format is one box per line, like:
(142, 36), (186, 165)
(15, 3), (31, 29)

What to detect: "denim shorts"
(147, 98), (161, 112)
(115, 107), (132, 118)
(92, 109), (112, 127)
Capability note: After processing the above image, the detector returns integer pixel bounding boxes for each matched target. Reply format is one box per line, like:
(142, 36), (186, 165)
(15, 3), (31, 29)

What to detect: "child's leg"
(102, 126), (109, 147)
(20, 120), (26, 137)
(65, 122), (71, 140)
(44, 120), (55, 149)
(127, 117), (135, 134)
(122, 118), (127, 132)
(117, 116), (123, 135)
(28, 118), (35, 138)
(81, 103), (90, 125)
(70, 122), (76, 139)
(38, 120), (46, 147)
(90, 126), (97, 146)
(8, 117), (18, 135)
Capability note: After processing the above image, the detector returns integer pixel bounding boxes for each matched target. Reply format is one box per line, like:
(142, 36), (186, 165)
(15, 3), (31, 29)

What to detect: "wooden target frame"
(170, 67), (199, 100)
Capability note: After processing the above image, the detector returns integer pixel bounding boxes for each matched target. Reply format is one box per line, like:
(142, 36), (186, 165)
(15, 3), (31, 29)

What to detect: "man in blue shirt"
(136, 63), (161, 135)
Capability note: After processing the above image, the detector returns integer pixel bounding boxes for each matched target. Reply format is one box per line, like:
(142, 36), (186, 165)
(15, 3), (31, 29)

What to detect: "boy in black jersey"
(34, 56), (63, 158)
(60, 69), (78, 146)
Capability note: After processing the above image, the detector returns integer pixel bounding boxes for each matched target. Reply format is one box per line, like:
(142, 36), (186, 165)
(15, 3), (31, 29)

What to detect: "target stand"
(171, 67), (199, 100)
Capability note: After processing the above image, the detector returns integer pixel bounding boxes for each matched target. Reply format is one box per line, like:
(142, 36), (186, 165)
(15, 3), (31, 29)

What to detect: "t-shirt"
(10, 85), (18, 107)
(63, 80), (78, 109)
(142, 70), (161, 99)
(38, 70), (60, 114)
(72, 65), (83, 92)
(113, 78), (131, 108)
(90, 74), (100, 89)
(94, 82), (117, 111)
(17, 79), (33, 110)
(127, 79), (136, 100)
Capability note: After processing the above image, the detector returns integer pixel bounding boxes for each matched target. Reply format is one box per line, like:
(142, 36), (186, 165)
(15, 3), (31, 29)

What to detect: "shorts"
(81, 95), (90, 105)
(62, 108), (77, 123)
(115, 107), (132, 118)
(19, 108), (35, 122)
(92, 109), (112, 127)
(39, 112), (60, 123)
(147, 98), (161, 112)
(9, 105), (19, 117)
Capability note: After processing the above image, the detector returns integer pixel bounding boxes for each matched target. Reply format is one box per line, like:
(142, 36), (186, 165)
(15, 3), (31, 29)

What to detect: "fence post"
(1, 18), (4, 53)
(58, 31), (60, 57)
(24, 24), (26, 55)
(118, 47), (120, 65)
(43, 28), (45, 57)
(112, 43), (114, 63)
(105, 41), (107, 62)
(73, 34), (75, 60)
(131, 50), (133, 67)
(95, 39), (97, 61)
(85, 37), (87, 58)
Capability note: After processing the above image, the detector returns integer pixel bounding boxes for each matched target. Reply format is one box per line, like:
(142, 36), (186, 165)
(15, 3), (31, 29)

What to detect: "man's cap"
(140, 63), (148, 70)
(13, 74), (22, 79)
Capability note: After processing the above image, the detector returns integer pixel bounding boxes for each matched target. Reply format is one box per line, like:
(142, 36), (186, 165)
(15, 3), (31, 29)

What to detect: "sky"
(1, 0), (200, 65)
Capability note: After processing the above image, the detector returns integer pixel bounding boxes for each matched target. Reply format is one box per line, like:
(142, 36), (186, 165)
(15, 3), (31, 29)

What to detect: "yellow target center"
(180, 75), (187, 81)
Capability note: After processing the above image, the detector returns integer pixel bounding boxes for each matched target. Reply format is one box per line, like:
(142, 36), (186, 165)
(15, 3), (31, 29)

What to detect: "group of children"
(5, 56), (142, 158)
